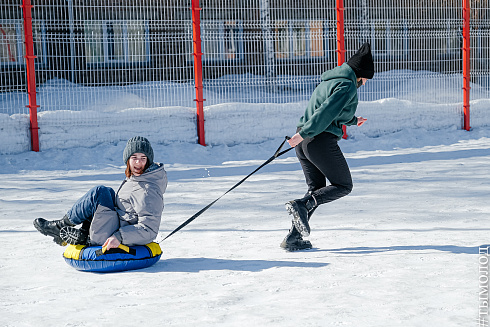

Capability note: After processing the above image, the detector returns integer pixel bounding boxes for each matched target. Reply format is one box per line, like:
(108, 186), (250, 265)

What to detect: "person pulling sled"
(282, 43), (375, 251)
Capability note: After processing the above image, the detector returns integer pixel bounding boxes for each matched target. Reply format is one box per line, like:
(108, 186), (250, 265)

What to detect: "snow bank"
(36, 106), (197, 151)
(204, 102), (305, 145)
(1, 69), (489, 155)
(0, 113), (31, 154)
(2, 98), (490, 155)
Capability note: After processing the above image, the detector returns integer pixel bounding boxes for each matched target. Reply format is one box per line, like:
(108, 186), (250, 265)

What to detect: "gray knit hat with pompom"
(123, 136), (154, 165)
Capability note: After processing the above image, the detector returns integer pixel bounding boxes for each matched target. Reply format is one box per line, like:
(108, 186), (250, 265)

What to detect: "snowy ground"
(1, 126), (490, 326)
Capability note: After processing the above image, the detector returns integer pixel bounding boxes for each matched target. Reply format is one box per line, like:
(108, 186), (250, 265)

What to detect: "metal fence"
(345, 0), (464, 102)
(34, 0), (195, 111)
(199, 0), (337, 104)
(0, 2), (27, 110)
(472, 0), (490, 90)
(1, 0), (489, 150)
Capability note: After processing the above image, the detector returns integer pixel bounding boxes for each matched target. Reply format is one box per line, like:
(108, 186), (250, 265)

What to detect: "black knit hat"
(346, 42), (375, 79)
(123, 136), (154, 165)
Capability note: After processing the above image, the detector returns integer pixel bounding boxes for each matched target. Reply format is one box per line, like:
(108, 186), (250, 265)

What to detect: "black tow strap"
(159, 136), (293, 242)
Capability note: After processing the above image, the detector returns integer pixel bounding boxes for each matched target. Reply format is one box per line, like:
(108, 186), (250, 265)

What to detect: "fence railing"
(1, 0), (489, 152)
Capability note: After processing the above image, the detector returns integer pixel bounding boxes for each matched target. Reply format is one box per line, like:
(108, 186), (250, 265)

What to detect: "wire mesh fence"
(472, 0), (490, 93)
(0, 2), (27, 114)
(199, 0), (337, 105)
(1, 0), (489, 149)
(344, 0), (464, 103)
(0, 0), (198, 116)
(31, 0), (195, 113)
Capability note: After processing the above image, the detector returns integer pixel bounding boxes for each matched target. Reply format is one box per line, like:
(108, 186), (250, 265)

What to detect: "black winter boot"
(285, 194), (317, 237)
(33, 215), (75, 246)
(280, 225), (312, 251)
(60, 220), (90, 245)
(60, 227), (89, 245)
(280, 206), (316, 251)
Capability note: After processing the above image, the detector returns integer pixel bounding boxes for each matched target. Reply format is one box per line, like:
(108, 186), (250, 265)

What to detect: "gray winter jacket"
(111, 163), (167, 246)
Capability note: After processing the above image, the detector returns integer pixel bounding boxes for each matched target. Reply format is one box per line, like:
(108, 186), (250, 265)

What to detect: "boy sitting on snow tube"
(33, 136), (167, 254)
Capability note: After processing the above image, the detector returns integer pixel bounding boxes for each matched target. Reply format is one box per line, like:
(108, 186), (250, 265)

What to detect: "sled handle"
(102, 244), (130, 254)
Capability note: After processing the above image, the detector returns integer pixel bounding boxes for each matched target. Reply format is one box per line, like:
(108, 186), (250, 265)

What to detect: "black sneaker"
(60, 226), (89, 245)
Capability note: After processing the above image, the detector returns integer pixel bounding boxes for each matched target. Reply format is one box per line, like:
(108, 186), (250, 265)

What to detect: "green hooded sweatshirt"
(297, 63), (359, 140)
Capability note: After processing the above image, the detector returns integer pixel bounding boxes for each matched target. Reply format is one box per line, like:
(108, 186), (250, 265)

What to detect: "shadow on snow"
(147, 257), (329, 273)
(314, 244), (479, 255)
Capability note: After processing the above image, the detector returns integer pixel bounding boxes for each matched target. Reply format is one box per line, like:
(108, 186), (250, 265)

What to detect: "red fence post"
(22, 0), (40, 151)
(336, 0), (346, 66)
(191, 0), (206, 146)
(462, 0), (471, 131)
(336, 0), (348, 139)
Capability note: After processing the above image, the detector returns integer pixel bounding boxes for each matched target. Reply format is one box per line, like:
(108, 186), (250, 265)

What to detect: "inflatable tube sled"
(63, 242), (162, 273)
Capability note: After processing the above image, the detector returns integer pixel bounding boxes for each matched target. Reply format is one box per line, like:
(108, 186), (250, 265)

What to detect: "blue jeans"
(66, 185), (116, 225)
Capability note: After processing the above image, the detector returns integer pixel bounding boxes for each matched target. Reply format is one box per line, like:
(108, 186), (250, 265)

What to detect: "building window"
(0, 20), (46, 67)
(84, 20), (150, 65)
(370, 20), (408, 60)
(443, 23), (462, 56)
(473, 27), (489, 64)
(274, 20), (328, 60)
(201, 20), (243, 62)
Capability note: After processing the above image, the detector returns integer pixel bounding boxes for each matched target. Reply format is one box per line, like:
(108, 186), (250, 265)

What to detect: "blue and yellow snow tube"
(63, 242), (162, 273)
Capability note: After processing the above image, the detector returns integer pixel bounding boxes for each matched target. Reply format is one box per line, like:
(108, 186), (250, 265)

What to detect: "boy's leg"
(303, 133), (353, 204)
(283, 142), (322, 241)
(285, 133), (352, 238)
(295, 138), (326, 193)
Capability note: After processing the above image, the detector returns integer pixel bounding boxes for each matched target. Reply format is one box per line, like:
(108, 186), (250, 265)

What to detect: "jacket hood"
(320, 63), (357, 84)
(130, 162), (167, 194)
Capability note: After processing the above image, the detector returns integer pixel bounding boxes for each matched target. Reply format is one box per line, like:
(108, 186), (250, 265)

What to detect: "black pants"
(295, 132), (353, 205)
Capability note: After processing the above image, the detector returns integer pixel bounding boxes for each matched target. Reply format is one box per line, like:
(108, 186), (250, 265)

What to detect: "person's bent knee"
(93, 185), (115, 199)
(340, 183), (353, 197)
(92, 185), (111, 193)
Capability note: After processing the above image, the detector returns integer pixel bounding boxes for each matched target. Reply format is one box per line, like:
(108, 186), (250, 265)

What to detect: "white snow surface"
(1, 81), (490, 325)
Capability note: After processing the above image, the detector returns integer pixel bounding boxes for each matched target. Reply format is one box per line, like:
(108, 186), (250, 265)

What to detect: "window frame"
(273, 19), (330, 61)
(84, 20), (151, 67)
(369, 19), (409, 61)
(0, 19), (46, 68)
(200, 20), (244, 63)
(443, 22), (462, 56)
